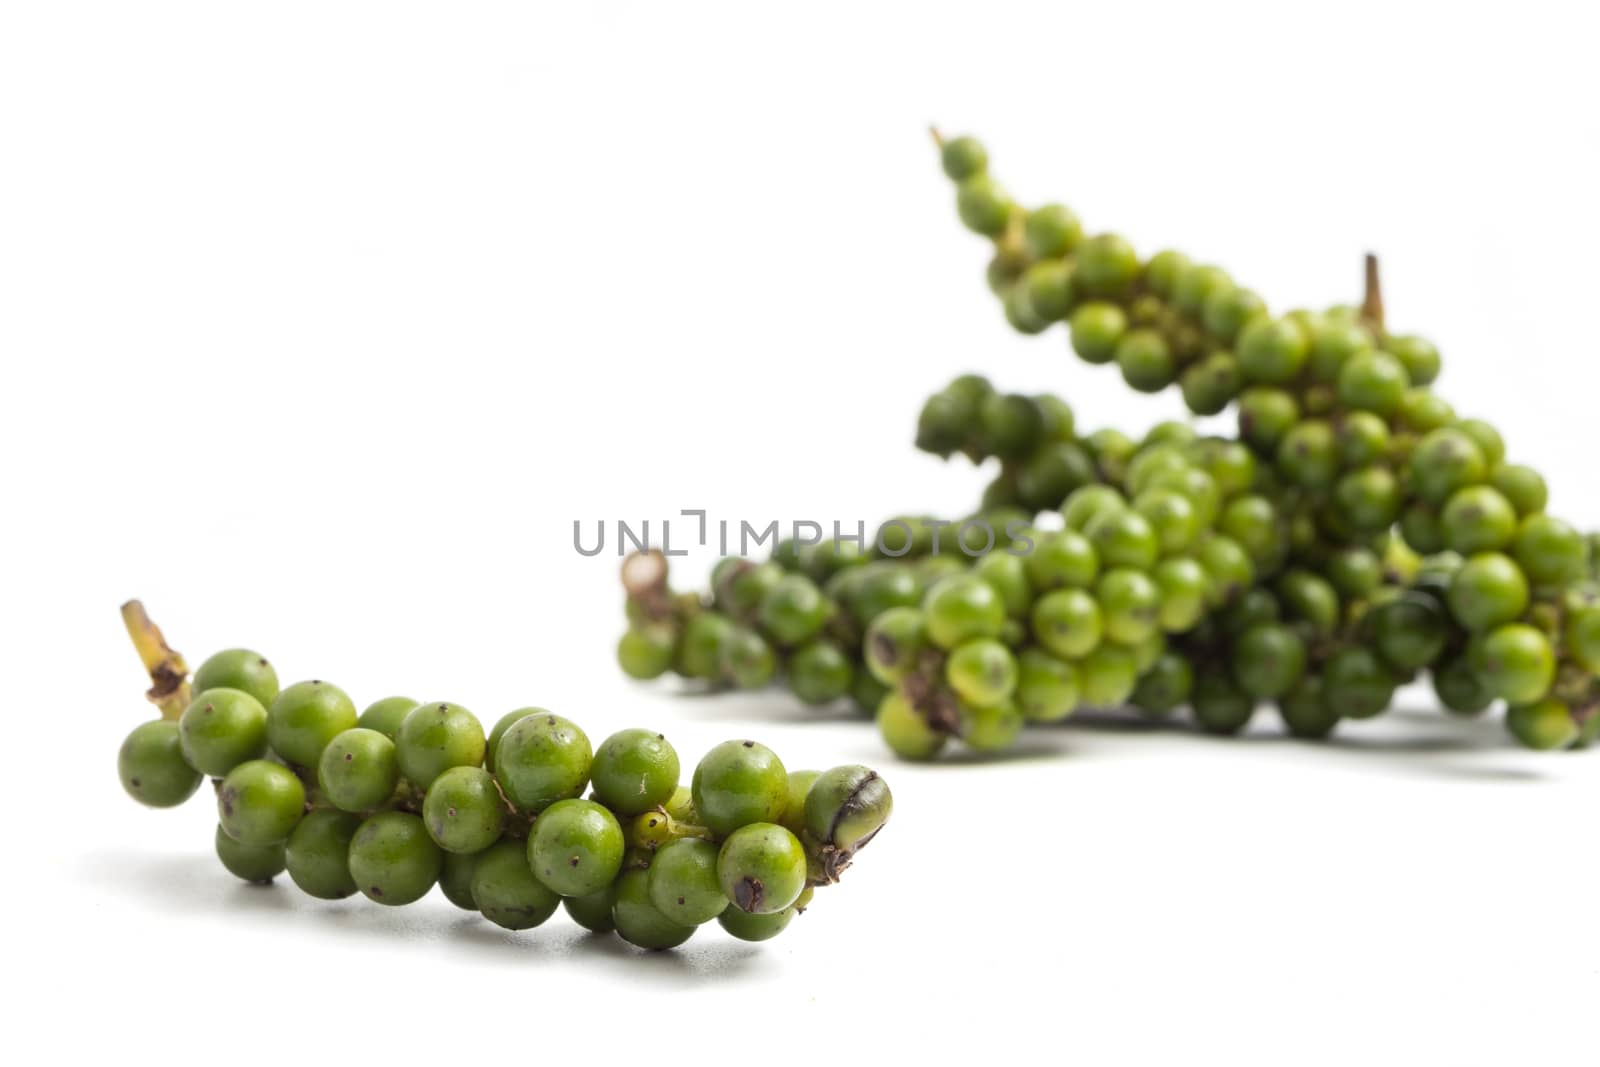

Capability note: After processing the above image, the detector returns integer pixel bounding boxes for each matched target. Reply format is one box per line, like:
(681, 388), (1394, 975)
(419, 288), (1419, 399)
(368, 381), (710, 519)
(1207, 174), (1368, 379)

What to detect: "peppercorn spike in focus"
(116, 604), (891, 949)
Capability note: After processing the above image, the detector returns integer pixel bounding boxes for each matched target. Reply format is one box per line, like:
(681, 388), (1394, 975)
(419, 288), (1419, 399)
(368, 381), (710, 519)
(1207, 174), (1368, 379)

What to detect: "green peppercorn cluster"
(611, 133), (1600, 760)
(117, 610), (892, 948)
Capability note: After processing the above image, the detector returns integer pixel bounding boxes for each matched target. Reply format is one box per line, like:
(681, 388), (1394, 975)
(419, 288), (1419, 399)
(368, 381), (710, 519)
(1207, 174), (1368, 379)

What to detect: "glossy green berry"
(958, 699), (1024, 751)
(119, 720), (202, 808)
(1132, 651), (1194, 717)
(1068, 301), (1128, 365)
(193, 649), (280, 710)
(1441, 485), (1518, 554)
(1397, 388), (1455, 433)
(1386, 335), (1441, 385)
(267, 680), (357, 769)
(1143, 249), (1190, 297)
(691, 739), (787, 836)
(1026, 529), (1099, 591)
(485, 707), (539, 773)
(395, 702), (485, 790)
(1277, 570), (1340, 637)
(923, 574), (1006, 650)
(1410, 428), (1487, 506)
(1367, 594), (1449, 673)
(1333, 466), (1402, 533)
(563, 884), (617, 932)
(1337, 351), (1408, 416)
(1506, 697), (1577, 751)
(1020, 260), (1075, 323)
(676, 611), (734, 679)
(1097, 568), (1161, 646)
(1326, 547), (1383, 599)
(1237, 318), (1308, 385)
(876, 689), (946, 760)
(214, 823), (286, 883)
(647, 838), (726, 925)
(1133, 488), (1199, 555)
(470, 838), (559, 929)
(1490, 463), (1547, 517)
(1180, 352), (1242, 415)
(1153, 557), (1208, 633)
(1473, 623), (1555, 705)
(590, 729), (679, 816)
(1023, 204), (1083, 258)
(718, 626), (776, 689)
(1238, 387), (1300, 453)
(218, 759), (305, 846)
(438, 851), (480, 911)
(1078, 643), (1139, 708)
(1307, 320), (1373, 383)
(1172, 263), (1233, 317)
(1448, 552), (1529, 631)
(1322, 647), (1397, 720)
(1512, 514), (1587, 588)
(613, 867), (696, 950)
(1191, 670), (1255, 734)
(1031, 588), (1102, 659)
(618, 626), (677, 681)
(1277, 675), (1340, 740)
(423, 766), (506, 854)
(718, 823), (806, 915)
(944, 638), (1018, 707)
(1276, 419), (1340, 491)
(1231, 623), (1307, 699)
(1075, 233), (1139, 297)
(345, 811), (441, 906)
(1566, 605), (1600, 674)
(284, 808), (360, 900)
(718, 903), (798, 942)
(1085, 509), (1159, 571)
(1433, 656), (1494, 716)
(758, 574), (831, 647)
(1196, 535), (1256, 608)
(528, 798), (624, 897)
(1218, 494), (1285, 568)
(939, 135), (987, 181)
(494, 712), (591, 813)
(955, 175), (1013, 236)
(318, 728), (399, 813)
(357, 696), (418, 740)
(1337, 412), (1391, 468)
(1202, 287), (1267, 343)
(1116, 329), (1175, 393)
(789, 639), (854, 705)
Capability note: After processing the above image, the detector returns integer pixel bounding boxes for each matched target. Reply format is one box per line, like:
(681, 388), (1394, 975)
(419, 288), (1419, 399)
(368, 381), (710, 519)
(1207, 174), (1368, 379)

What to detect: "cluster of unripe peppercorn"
(116, 603), (891, 947)
(612, 132), (1600, 760)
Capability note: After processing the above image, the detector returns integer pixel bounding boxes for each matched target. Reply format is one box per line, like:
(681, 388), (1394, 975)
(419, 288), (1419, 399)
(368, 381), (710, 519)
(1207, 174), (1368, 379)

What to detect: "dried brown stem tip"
(121, 600), (191, 720)
(1361, 252), (1385, 333)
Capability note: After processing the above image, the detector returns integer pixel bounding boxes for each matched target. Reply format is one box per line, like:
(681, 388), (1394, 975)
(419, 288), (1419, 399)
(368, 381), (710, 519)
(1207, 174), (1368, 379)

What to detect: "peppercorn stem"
(929, 125), (945, 149)
(120, 600), (191, 720)
(1361, 252), (1385, 333)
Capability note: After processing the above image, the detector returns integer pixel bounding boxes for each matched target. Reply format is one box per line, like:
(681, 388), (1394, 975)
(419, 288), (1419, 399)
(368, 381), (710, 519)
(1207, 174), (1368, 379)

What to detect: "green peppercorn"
(119, 720), (203, 809)
(217, 759), (305, 846)
(285, 808), (360, 900)
(690, 739), (787, 837)
(318, 727), (400, 813)
(493, 712), (592, 813)
(193, 649), (280, 711)
(470, 838), (559, 929)
(349, 811), (441, 906)
(267, 680), (357, 769)
(214, 823), (286, 883)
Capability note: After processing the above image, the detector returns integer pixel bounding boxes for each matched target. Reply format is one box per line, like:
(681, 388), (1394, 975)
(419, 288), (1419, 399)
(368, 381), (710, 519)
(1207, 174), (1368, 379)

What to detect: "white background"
(3, 2), (1599, 1063)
